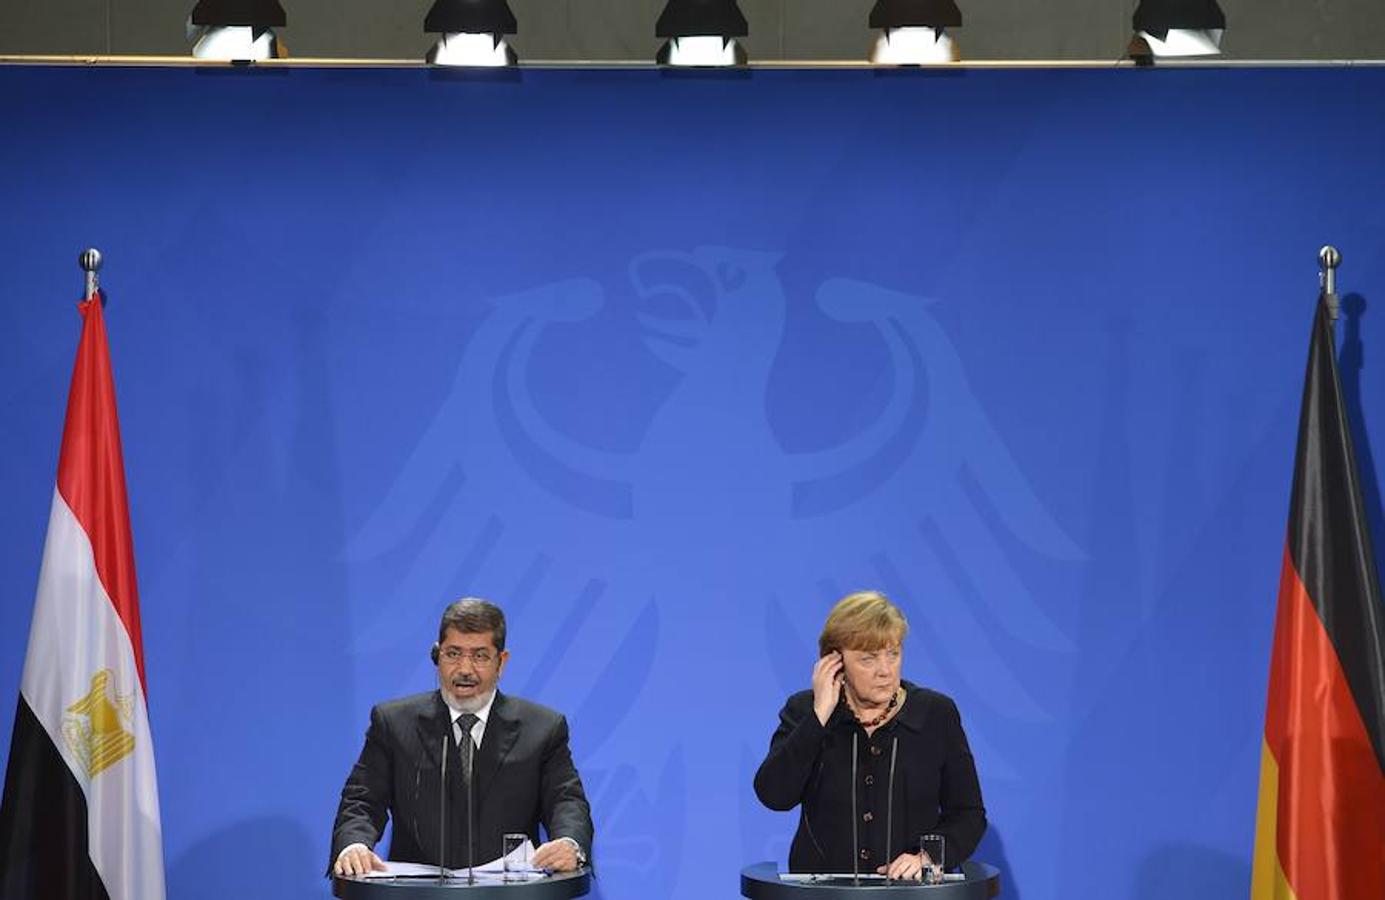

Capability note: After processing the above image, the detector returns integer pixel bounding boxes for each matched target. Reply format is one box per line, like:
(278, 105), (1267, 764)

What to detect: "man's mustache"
(451, 675), (480, 687)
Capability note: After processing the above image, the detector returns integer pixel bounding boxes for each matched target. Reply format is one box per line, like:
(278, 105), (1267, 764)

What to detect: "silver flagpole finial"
(79, 248), (103, 302)
(1319, 245), (1340, 321)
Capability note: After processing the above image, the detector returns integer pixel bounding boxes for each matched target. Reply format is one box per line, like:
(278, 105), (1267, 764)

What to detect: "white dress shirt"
(444, 689), (496, 749)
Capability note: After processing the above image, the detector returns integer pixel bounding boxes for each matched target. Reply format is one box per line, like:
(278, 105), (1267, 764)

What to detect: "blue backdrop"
(3, 64), (1385, 900)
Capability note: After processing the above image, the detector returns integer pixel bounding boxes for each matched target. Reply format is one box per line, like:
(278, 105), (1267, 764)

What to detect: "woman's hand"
(877, 851), (926, 881)
(811, 652), (844, 725)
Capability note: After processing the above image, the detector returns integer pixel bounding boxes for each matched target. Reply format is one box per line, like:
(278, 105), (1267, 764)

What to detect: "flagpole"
(1319, 244), (1340, 321)
(79, 247), (102, 303)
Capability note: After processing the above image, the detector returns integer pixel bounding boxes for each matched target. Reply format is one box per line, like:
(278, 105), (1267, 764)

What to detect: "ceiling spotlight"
(425, 0), (518, 67)
(1131, 0), (1225, 59)
(189, 0), (285, 60)
(869, 0), (961, 64)
(656, 0), (748, 67)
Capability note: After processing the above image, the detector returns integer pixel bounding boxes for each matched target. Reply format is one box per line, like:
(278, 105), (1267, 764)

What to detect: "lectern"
(334, 869), (592, 900)
(741, 861), (999, 900)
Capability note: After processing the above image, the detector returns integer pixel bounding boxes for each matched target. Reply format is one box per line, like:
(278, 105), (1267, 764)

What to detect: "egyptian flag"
(0, 293), (165, 900)
(1251, 294), (1385, 900)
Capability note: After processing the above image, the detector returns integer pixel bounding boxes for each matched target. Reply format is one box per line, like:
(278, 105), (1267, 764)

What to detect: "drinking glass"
(503, 833), (529, 880)
(920, 834), (945, 885)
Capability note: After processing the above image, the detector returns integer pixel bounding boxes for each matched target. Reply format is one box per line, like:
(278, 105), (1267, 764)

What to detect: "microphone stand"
(850, 733), (859, 886)
(466, 734), (476, 886)
(885, 736), (898, 879)
(438, 735), (448, 883)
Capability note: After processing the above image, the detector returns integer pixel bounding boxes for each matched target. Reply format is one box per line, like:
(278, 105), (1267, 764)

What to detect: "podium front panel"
(334, 869), (592, 900)
(741, 861), (999, 900)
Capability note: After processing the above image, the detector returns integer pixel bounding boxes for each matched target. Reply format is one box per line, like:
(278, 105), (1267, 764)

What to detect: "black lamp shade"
(190, 0), (285, 27)
(425, 0), (518, 35)
(1133, 0), (1225, 39)
(656, 0), (749, 38)
(869, 0), (962, 29)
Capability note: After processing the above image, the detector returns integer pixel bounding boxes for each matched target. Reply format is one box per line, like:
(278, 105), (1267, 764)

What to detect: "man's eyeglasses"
(439, 648), (496, 665)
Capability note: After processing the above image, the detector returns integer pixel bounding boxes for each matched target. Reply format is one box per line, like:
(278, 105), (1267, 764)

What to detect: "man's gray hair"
(438, 597), (507, 650)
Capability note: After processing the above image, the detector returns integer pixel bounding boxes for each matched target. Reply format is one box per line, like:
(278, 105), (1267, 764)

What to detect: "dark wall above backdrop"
(1, 0), (1384, 60)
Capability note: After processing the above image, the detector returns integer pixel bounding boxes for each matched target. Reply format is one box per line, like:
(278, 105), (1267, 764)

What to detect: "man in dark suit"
(331, 598), (593, 877)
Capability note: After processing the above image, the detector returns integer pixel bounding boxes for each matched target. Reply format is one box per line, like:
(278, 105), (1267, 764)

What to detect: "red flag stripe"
(53, 297), (147, 696)
(1264, 547), (1385, 900)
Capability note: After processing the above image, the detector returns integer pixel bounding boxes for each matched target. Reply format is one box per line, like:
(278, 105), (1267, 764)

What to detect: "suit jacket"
(753, 681), (985, 872)
(329, 690), (593, 871)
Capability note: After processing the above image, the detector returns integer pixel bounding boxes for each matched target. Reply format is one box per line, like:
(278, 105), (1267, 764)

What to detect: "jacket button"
(862, 812), (874, 823)
(864, 775), (875, 785)
(870, 745), (882, 756)
(859, 849), (871, 860)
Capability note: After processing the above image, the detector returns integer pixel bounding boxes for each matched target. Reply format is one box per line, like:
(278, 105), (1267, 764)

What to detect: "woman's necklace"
(851, 687), (900, 729)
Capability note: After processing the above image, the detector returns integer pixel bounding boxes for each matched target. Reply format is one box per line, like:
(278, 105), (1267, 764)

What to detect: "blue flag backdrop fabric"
(3, 64), (1385, 900)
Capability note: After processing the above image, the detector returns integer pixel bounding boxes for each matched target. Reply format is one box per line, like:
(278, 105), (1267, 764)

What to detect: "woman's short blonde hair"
(818, 590), (908, 656)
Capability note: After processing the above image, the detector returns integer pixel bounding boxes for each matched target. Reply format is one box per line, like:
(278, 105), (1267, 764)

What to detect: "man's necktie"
(455, 713), (479, 786)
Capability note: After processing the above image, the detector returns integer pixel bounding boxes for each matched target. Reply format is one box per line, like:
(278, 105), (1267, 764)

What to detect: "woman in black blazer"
(754, 591), (986, 877)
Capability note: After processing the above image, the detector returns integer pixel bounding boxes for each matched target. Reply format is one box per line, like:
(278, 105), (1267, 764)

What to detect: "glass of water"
(920, 834), (945, 884)
(503, 833), (529, 880)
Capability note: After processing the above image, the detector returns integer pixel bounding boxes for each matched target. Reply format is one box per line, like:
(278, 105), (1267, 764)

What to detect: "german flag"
(1251, 293), (1385, 900)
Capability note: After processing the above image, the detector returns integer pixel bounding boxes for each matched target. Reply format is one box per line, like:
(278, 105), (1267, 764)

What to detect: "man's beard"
(439, 673), (490, 713)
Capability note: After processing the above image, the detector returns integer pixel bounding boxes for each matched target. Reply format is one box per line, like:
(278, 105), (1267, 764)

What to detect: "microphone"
(850, 733), (859, 886)
(885, 736), (898, 878)
(466, 726), (476, 885)
(438, 735), (448, 882)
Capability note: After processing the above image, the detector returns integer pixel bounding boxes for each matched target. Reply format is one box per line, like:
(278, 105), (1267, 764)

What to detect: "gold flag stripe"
(1250, 740), (1300, 900)
(91, 737), (134, 760)
(89, 735), (136, 775)
(92, 732), (132, 748)
(91, 735), (135, 759)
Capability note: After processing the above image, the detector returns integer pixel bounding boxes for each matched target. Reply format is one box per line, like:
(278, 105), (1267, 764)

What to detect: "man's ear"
(497, 648), (511, 674)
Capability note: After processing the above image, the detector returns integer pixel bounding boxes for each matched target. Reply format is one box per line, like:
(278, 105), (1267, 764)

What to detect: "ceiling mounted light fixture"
(869, 0), (961, 64)
(425, 0), (518, 67)
(1130, 0), (1225, 60)
(188, 0), (285, 61)
(656, 0), (748, 67)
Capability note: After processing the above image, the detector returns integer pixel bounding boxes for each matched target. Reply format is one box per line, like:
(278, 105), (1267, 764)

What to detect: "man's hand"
(811, 652), (844, 725)
(532, 838), (581, 872)
(876, 851), (925, 881)
(334, 843), (387, 878)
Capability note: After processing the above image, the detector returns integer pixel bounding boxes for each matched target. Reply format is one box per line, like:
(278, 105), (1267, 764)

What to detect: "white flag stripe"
(20, 489), (165, 900)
